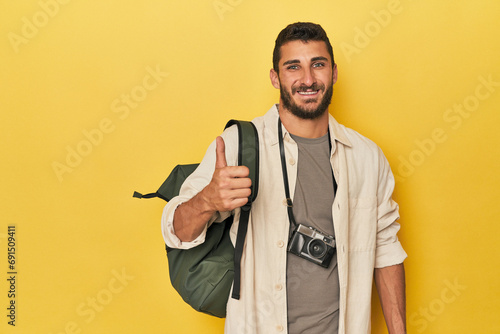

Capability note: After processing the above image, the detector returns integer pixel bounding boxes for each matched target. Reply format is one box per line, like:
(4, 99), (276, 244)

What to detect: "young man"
(162, 22), (407, 333)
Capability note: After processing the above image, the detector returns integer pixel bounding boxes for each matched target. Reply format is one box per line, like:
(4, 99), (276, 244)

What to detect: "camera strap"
(278, 117), (337, 230)
(278, 117), (298, 229)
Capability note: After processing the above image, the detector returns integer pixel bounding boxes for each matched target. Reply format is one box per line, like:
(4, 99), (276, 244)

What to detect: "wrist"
(195, 187), (219, 215)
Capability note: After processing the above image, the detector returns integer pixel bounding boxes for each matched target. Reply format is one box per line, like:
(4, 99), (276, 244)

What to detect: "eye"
(287, 64), (299, 70)
(313, 62), (325, 68)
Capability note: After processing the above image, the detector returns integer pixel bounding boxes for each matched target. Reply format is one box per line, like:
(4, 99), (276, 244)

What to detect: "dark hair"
(272, 22), (335, 73)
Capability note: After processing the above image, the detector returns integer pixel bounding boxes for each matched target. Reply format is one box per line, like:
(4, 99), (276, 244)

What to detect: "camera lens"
(308, 239), (327, 258)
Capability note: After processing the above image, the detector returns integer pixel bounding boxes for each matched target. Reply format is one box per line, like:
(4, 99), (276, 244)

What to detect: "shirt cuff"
(374, 240), (408, 268)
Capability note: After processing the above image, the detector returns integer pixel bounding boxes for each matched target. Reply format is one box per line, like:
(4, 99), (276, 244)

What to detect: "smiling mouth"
(297, 90), (320, 96)
(294, 84), (324, 97)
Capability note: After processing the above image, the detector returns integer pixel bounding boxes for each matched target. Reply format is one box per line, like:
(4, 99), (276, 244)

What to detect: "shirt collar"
(264, 104), (352, 148)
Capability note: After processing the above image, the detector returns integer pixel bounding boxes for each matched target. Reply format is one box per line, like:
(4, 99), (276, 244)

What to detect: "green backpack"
(134, 120), (259, 318)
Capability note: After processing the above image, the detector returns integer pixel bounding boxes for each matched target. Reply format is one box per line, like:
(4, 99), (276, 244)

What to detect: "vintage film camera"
(288, 224), (336, 268)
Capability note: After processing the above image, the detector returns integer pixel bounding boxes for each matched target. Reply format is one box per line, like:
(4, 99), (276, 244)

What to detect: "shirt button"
(276, 325), (284, 332)
(275, 284), (283, 291)
(277, 240), (285, 248)
(288, 158), (296, 165)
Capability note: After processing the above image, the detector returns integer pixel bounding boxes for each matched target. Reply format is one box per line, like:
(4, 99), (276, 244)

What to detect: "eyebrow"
(283, 59), (300, 66)
(282, 56), (329, 66)
(311, 56), (329, 63)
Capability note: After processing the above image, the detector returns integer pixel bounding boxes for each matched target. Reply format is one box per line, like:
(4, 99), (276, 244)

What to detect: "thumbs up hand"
(203, 136), (252, 212)
(172, 136), (252, 242)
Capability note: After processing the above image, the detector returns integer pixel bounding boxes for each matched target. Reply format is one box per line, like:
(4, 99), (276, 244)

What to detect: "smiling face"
(270, 40), (337, 120)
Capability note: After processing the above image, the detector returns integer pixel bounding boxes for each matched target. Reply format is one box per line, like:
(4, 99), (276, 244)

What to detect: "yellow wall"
(1, 0), (499, 333)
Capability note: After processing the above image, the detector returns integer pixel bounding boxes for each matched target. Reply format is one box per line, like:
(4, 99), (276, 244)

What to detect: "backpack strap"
(224, 120), (259, 300)
(225, 120), (259, 202)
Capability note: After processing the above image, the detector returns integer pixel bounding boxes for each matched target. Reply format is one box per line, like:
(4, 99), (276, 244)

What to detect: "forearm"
(173, 188), (216, 242)
(374, 263), (406, 334)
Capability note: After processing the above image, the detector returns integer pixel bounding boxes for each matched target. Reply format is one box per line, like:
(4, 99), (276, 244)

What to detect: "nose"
(301, 67), (316, 87)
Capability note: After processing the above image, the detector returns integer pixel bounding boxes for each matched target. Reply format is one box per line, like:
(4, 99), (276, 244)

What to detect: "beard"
(280, 81), (333, 120)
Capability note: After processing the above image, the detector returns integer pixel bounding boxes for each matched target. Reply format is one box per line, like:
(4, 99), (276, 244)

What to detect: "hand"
(172, 136), (252, 242)
(202, 136), (252, 212)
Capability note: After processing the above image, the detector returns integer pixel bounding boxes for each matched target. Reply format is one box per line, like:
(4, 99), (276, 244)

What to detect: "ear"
(270, 69), (280, 89)
(332, 64), (338, 85)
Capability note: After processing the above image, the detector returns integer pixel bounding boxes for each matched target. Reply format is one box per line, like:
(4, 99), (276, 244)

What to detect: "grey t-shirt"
(286, 133), (340, 333)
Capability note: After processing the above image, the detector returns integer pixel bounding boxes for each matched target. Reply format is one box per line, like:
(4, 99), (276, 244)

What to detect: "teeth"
(298, 91), (318, 95)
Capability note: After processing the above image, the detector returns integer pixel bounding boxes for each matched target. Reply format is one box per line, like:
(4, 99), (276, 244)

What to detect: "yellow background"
(1, 0), (499, 333)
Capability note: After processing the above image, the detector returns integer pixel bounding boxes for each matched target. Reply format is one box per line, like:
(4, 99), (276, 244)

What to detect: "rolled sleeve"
(375, 222), (407, 268)
(375, 148), (407, 268)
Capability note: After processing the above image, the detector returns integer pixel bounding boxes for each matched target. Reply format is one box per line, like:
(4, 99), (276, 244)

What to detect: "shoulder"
(343, 125), (379, 152)
(330, 117), (389, 171)
(330, 115), (380, 154)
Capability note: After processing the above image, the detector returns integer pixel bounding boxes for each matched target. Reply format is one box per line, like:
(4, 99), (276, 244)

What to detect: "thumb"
(215, 136), (227, 169)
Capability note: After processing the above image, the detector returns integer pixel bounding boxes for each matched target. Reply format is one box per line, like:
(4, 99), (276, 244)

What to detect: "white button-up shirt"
(162, 105), (407, 333)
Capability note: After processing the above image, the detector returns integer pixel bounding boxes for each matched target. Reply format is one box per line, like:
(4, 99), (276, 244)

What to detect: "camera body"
(288, 224), (336, 268)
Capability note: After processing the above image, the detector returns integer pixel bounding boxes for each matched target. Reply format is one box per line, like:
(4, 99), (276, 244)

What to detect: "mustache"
(292, 83), (325, 94)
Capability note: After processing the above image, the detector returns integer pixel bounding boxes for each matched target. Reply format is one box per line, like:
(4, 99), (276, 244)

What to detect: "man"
(162, 22), (407, 333)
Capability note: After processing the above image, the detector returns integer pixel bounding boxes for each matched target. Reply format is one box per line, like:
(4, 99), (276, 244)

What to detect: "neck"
(278, 104), (330, 138)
